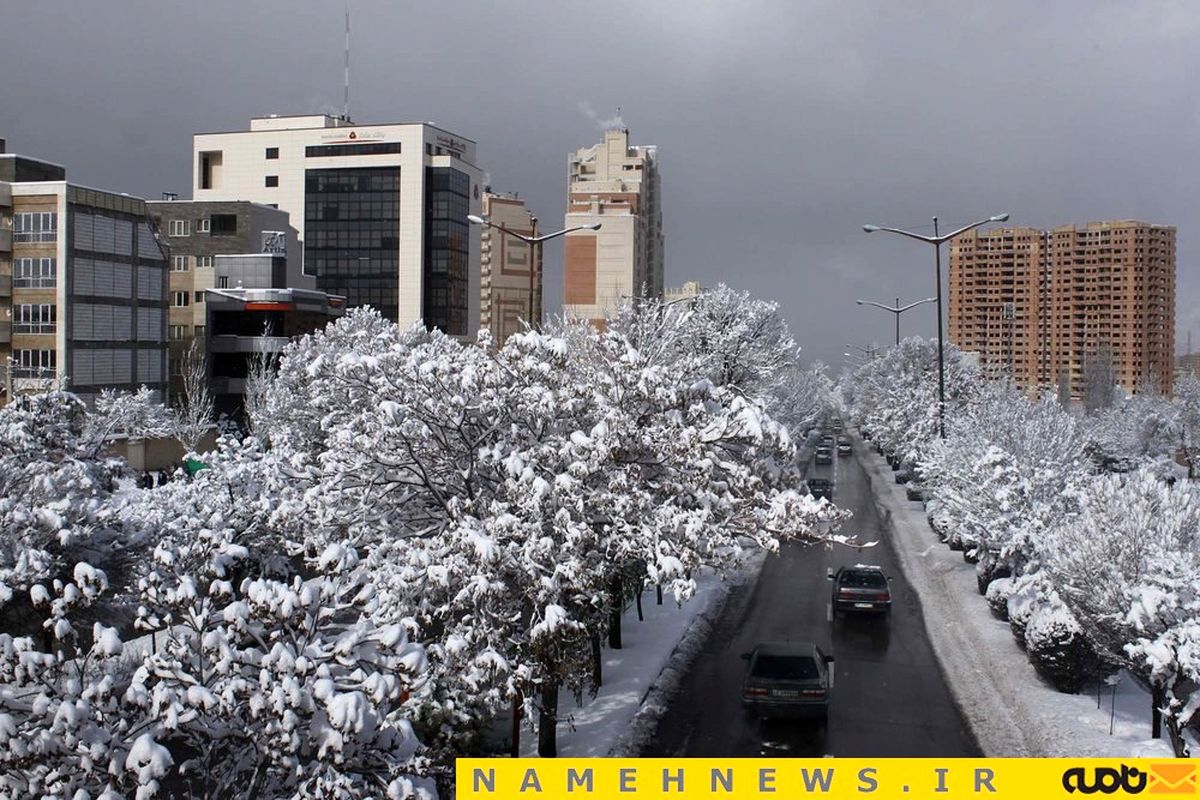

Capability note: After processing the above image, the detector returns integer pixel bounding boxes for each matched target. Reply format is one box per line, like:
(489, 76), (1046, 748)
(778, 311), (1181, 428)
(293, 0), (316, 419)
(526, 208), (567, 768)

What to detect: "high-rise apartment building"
(191, 114), (483, 336)
(147, 200), (300, 396)
(563, 128), (663, 326)
(949, 220), (1175, 398)
(479, 191), (540, 345)
(1, 146), (169, 405)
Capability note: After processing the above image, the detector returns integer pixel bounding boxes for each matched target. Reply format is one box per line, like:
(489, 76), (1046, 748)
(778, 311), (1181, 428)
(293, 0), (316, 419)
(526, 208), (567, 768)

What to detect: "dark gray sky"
(4, 0), (1197, 369)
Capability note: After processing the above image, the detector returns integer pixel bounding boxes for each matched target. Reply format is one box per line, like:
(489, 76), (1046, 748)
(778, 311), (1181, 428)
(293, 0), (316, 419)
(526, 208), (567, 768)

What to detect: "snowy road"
(644, 443), (979, 757)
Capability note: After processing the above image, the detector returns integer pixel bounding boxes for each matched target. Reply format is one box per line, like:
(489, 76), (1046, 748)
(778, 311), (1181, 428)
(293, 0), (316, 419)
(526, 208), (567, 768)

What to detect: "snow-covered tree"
(1086, 390), (1179, 476)
(174, 338), (213, 453)
(88, 386), (176, 447)
(1173, 372), (1200, 478)
(1044, 469), (1200, 754)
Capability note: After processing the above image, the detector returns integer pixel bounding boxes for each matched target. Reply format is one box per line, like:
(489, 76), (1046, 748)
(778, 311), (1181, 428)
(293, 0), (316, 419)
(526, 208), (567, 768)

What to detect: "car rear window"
(841, 570), (888, 589)
(751, 654), (818, 680)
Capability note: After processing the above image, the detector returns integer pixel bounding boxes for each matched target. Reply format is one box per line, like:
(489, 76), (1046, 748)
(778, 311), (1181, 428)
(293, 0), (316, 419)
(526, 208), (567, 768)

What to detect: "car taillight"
(744, 687), (768, 698)
(874, 594), (891, 601)
(837, 589), (854, 598)
(800, 689), (825, 697)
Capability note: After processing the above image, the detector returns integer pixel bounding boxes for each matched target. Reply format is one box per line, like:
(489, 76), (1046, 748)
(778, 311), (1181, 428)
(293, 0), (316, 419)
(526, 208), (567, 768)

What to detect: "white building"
(191, 114), (484, 337)
(563, 128), (663, 326)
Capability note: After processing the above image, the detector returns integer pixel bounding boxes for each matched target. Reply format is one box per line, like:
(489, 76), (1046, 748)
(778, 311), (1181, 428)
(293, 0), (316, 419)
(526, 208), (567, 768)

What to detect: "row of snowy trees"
(0, 286), (848, 797)
(841, 342), (1200, 756)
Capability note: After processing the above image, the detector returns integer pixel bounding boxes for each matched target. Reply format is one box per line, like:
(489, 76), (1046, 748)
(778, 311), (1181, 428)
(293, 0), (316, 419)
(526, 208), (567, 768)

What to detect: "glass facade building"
(423, 167), (470, 335)
(305, 166), (401, 321)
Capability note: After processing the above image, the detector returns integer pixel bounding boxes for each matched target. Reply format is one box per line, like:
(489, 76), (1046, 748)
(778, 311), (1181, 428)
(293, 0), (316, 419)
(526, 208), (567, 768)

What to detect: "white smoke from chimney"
(578, 101), (626, 131)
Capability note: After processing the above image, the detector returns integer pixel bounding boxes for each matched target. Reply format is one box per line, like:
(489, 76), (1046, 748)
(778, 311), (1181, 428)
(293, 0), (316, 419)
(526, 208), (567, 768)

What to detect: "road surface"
(645, 441), (979, 757)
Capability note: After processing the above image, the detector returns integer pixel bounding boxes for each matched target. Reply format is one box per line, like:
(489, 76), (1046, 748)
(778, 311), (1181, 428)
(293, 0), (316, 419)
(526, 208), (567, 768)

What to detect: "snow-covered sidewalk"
(855, 436), (1177, 757)
(514, 555), (765, 758)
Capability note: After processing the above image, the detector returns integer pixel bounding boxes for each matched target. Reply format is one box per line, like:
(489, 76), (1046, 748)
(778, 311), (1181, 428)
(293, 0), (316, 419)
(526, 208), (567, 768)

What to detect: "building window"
(172, 292), (190, 307)
(169, 219), (191, 237)
(265, 175), (279, 187)
(265, 147), (279, 160)
(169, 356), (183, 377)
(13, 304), (56, 334)
(305, 142), (402, 158)
(210, 214), (237, 236)
(169, 324), (188, 340)
(12, 349), (56, 378)
(13, 212), (57, 243)
(13, 258), (56, 288)
(194, 291), (205, 303)
(194, 325), (205, 338)
(172, 255), (190, 272)
(197, 218), (211, 234)
(196, 255), (214, 269)
(217, 276), (229, 289)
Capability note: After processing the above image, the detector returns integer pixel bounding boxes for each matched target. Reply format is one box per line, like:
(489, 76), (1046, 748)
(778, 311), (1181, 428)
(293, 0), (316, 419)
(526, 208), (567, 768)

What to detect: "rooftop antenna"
(343, 4), (351, 122)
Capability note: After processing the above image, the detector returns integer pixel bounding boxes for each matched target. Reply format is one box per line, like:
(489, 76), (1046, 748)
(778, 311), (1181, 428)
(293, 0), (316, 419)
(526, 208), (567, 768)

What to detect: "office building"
(206, 253), (344, 419)
(1, 145), (168, 405)
(147, 199), (300, 396)
(949, 220), (1176, 398)
(191, 114), (483, 337)
(563, 128), (663, 326)
(479, 191), (540, 345)
(665, 280), (704, 307)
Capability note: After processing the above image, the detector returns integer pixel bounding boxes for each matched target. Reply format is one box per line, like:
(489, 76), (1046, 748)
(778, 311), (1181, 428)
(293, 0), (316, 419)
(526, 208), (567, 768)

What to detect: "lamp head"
(855, 300), (865, 305)
(587, 223), (602, 231)
(989, 213), (1010, 223)
(467, 214), (488, 225)
(862, 224), (880, 233)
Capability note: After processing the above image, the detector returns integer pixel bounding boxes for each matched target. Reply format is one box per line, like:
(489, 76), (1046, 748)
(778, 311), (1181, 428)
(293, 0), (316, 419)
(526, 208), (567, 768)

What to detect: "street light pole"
(855, 296), (938, 346)
(863, 212), (1009, 438)
(468, 214), (601, 334)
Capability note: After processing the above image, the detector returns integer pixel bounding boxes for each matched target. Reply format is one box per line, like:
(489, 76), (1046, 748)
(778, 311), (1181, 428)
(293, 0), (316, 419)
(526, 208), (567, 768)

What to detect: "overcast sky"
(3, 0), (1198, 369)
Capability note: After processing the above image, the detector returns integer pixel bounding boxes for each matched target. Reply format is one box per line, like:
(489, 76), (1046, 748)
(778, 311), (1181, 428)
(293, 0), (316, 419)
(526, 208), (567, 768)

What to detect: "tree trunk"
(608, 576), (623, 649)
(636, 586), (644, 622)
(656, 584), (663, 605)
(538, 678), (559, 758)
(590, 631), (603, 688)
(1151, 683), (1165, 739)
(510, 692), (522, 758)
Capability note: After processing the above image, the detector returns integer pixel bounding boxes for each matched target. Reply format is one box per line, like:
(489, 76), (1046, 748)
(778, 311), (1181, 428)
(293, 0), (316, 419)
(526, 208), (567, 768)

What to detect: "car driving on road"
(828, 564), (892, 616)
(741, 641), (834, 723)
(804, 477), (833, 501)
(837, 439), (851, 456)
(815, 446), (833, 465)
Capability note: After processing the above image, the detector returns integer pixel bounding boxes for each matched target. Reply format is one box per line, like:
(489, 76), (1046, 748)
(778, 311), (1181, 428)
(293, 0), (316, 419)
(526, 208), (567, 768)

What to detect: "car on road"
(832, 420), (844, 433)
(895, 467), (913, 485)
(804, 477), (833, 501)
(828, 564), (892, 616)
(837, 439), (852, 456)
(741, 641), (834, 722)
(815, 447), (833, 465)
(820, 434), (835, 447)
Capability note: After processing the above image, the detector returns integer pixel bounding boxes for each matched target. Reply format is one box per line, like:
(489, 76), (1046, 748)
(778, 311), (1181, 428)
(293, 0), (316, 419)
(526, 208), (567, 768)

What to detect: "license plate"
(771, 689), (799, 698)
(854, 603), (874, 609)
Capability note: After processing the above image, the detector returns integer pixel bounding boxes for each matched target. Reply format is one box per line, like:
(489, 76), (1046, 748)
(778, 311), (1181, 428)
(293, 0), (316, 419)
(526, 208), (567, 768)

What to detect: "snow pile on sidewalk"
(857, 441), (1176, 757)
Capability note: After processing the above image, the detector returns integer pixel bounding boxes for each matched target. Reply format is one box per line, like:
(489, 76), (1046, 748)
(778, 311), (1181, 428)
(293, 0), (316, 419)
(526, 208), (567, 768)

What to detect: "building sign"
(320, 129), (386, 143)
(436, 134), (469, 157)
(261, 231), (287, 255)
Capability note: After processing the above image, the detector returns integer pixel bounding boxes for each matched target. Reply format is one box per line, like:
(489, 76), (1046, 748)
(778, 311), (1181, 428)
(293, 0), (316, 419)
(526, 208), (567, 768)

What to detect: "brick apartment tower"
(563, 128), (663, 326)
(479, 191), (541, 345)
(949, 220), (1176, 398)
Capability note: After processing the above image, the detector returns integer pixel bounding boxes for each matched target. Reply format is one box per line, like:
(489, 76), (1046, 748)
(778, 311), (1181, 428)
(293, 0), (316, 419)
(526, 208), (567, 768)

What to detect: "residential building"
(191, 114), (483, 337)
(665, 280), (704, 307)
(949, 220), (1176, 398)
(479, 191), (540, 344)
(563, 127), (663, 326)
(206, 253), (344, 419)
(1, 145), (168, 405)
(147, 199), (300, 396)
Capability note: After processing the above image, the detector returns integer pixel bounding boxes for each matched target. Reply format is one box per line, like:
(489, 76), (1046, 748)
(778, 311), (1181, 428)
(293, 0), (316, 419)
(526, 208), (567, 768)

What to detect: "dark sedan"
(829, 564), (893, 616)
(805, 477), (833, 501)
(741, 642), (834, 722)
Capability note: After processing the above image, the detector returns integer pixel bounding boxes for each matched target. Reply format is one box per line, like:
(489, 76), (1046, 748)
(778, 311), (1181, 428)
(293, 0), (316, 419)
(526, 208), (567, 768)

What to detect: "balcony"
(0, 274), (9, 297)
(0, 321), (9, 344)
(0, 229), (10, 252)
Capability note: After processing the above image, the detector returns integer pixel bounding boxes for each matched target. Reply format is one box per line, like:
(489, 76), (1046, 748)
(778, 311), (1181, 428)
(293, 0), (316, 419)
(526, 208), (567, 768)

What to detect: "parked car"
(828, 564), (892, 616)
(905, 482), (927, 502)
(895, 467), (912, 485)
(837, 439), (852, 457)
(805, 477), (833, 501)
(815, 447), (833, 465)
(741, 641), (834, 722)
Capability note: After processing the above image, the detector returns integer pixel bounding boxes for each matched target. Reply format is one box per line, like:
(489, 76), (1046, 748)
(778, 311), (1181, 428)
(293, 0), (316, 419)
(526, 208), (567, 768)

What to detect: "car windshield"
(751, 654), (818, 681)
(841, 570), (887, 588)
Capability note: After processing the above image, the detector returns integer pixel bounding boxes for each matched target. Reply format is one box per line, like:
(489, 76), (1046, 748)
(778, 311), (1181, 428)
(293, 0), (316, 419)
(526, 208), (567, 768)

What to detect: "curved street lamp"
(468, 214), (601, 329)
(862, 212), (1009, 437)
(856, 297), (938, 346)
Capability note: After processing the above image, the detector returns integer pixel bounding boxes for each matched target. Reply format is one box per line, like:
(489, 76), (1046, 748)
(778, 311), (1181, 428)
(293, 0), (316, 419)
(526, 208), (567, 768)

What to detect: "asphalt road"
(644, 440), (980, 757)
